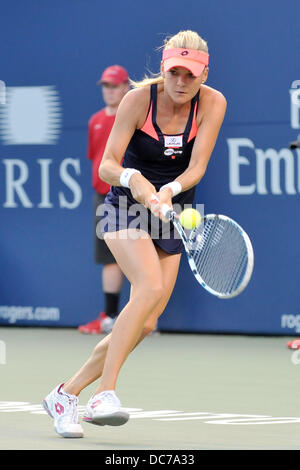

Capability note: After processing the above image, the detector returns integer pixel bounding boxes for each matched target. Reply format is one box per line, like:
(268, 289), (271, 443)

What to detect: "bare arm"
(176, 90), (227, 190)
(99, 88), (157, 207)
(98, 90), (139, 185)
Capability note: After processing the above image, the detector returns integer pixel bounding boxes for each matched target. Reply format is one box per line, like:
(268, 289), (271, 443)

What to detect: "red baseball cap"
(98, 65), (129, 85)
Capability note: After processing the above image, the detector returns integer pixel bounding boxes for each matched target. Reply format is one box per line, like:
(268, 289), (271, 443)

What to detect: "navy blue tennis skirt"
(97, 186), (195, 255)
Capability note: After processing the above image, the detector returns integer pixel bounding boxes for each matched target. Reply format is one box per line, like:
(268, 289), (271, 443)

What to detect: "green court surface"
(0, 327), (300, 450)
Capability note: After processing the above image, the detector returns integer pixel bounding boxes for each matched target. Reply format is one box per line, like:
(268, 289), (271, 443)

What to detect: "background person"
(78, 65), (130, 335)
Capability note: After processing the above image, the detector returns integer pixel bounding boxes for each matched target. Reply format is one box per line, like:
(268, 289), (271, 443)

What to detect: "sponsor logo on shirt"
(163, 148), (183, 158)
(164, 135), (183, 148)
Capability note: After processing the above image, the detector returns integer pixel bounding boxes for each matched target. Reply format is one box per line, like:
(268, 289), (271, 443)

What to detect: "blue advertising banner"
(0, 0), (300, 335)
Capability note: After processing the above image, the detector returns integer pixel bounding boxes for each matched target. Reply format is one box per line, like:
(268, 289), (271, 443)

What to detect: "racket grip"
(160, 203), (172, 218)
(150, 193), (173, 219)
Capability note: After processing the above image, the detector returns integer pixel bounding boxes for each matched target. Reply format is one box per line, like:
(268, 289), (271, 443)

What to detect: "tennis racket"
(151, 195), (254, 299)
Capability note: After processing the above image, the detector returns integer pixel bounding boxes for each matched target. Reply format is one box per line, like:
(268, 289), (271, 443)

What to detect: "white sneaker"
(43, 383), (84, 438)
(83, 390), (129, 426)
(101, 316), (116, 334)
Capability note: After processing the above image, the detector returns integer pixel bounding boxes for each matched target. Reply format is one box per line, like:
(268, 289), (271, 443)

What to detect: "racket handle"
(160, 203), (173, 218)
(150, 193), (174, 219)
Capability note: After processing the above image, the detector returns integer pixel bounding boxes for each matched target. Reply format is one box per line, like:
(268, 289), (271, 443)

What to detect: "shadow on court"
(0, 327), (300, 450)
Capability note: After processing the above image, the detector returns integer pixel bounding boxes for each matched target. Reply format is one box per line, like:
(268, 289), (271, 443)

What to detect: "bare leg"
(90, 230), (165, 392)
(63, 326), (151, 396)
(102, 263), (123, 293)
(63, 233), (181, 396)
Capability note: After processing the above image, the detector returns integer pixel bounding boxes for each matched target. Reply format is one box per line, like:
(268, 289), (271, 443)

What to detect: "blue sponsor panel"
(0, 0), (300, 333)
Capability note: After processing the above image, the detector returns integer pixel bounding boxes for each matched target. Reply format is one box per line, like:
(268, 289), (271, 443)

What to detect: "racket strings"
(195, 221), (223, 283)
(212, 223), (248, 293)
(198, 222), (235, 291)
(210, 224), (247, 293)
(222, 227), (248, 292)
(189, 218), (248, 295)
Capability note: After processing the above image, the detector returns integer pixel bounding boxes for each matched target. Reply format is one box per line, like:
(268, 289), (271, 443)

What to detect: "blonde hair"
(130, 30), (208, 89)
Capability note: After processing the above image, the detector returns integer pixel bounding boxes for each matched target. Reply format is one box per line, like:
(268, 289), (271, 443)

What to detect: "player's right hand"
(129, 173), (157, 209)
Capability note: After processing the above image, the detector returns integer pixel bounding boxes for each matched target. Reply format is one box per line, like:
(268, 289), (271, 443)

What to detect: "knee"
(92, 343), (102, 359)
(142, 319), (158, 337)
(93, 338), (109, 357)
(140, 282), (164, 307)
(149, 282), (164, 300)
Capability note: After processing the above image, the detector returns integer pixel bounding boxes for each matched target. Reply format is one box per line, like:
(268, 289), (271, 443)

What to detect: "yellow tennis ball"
(179, 208), (202, 229)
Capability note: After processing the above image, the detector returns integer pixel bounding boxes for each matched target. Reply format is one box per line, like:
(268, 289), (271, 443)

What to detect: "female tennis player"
(43, 29), (227, 438)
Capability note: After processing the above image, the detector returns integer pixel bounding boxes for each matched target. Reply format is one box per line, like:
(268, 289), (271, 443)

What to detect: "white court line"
(1, 402), (300, 425)
(157, 413), (270, 421)
(208, 417), (300, 425)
